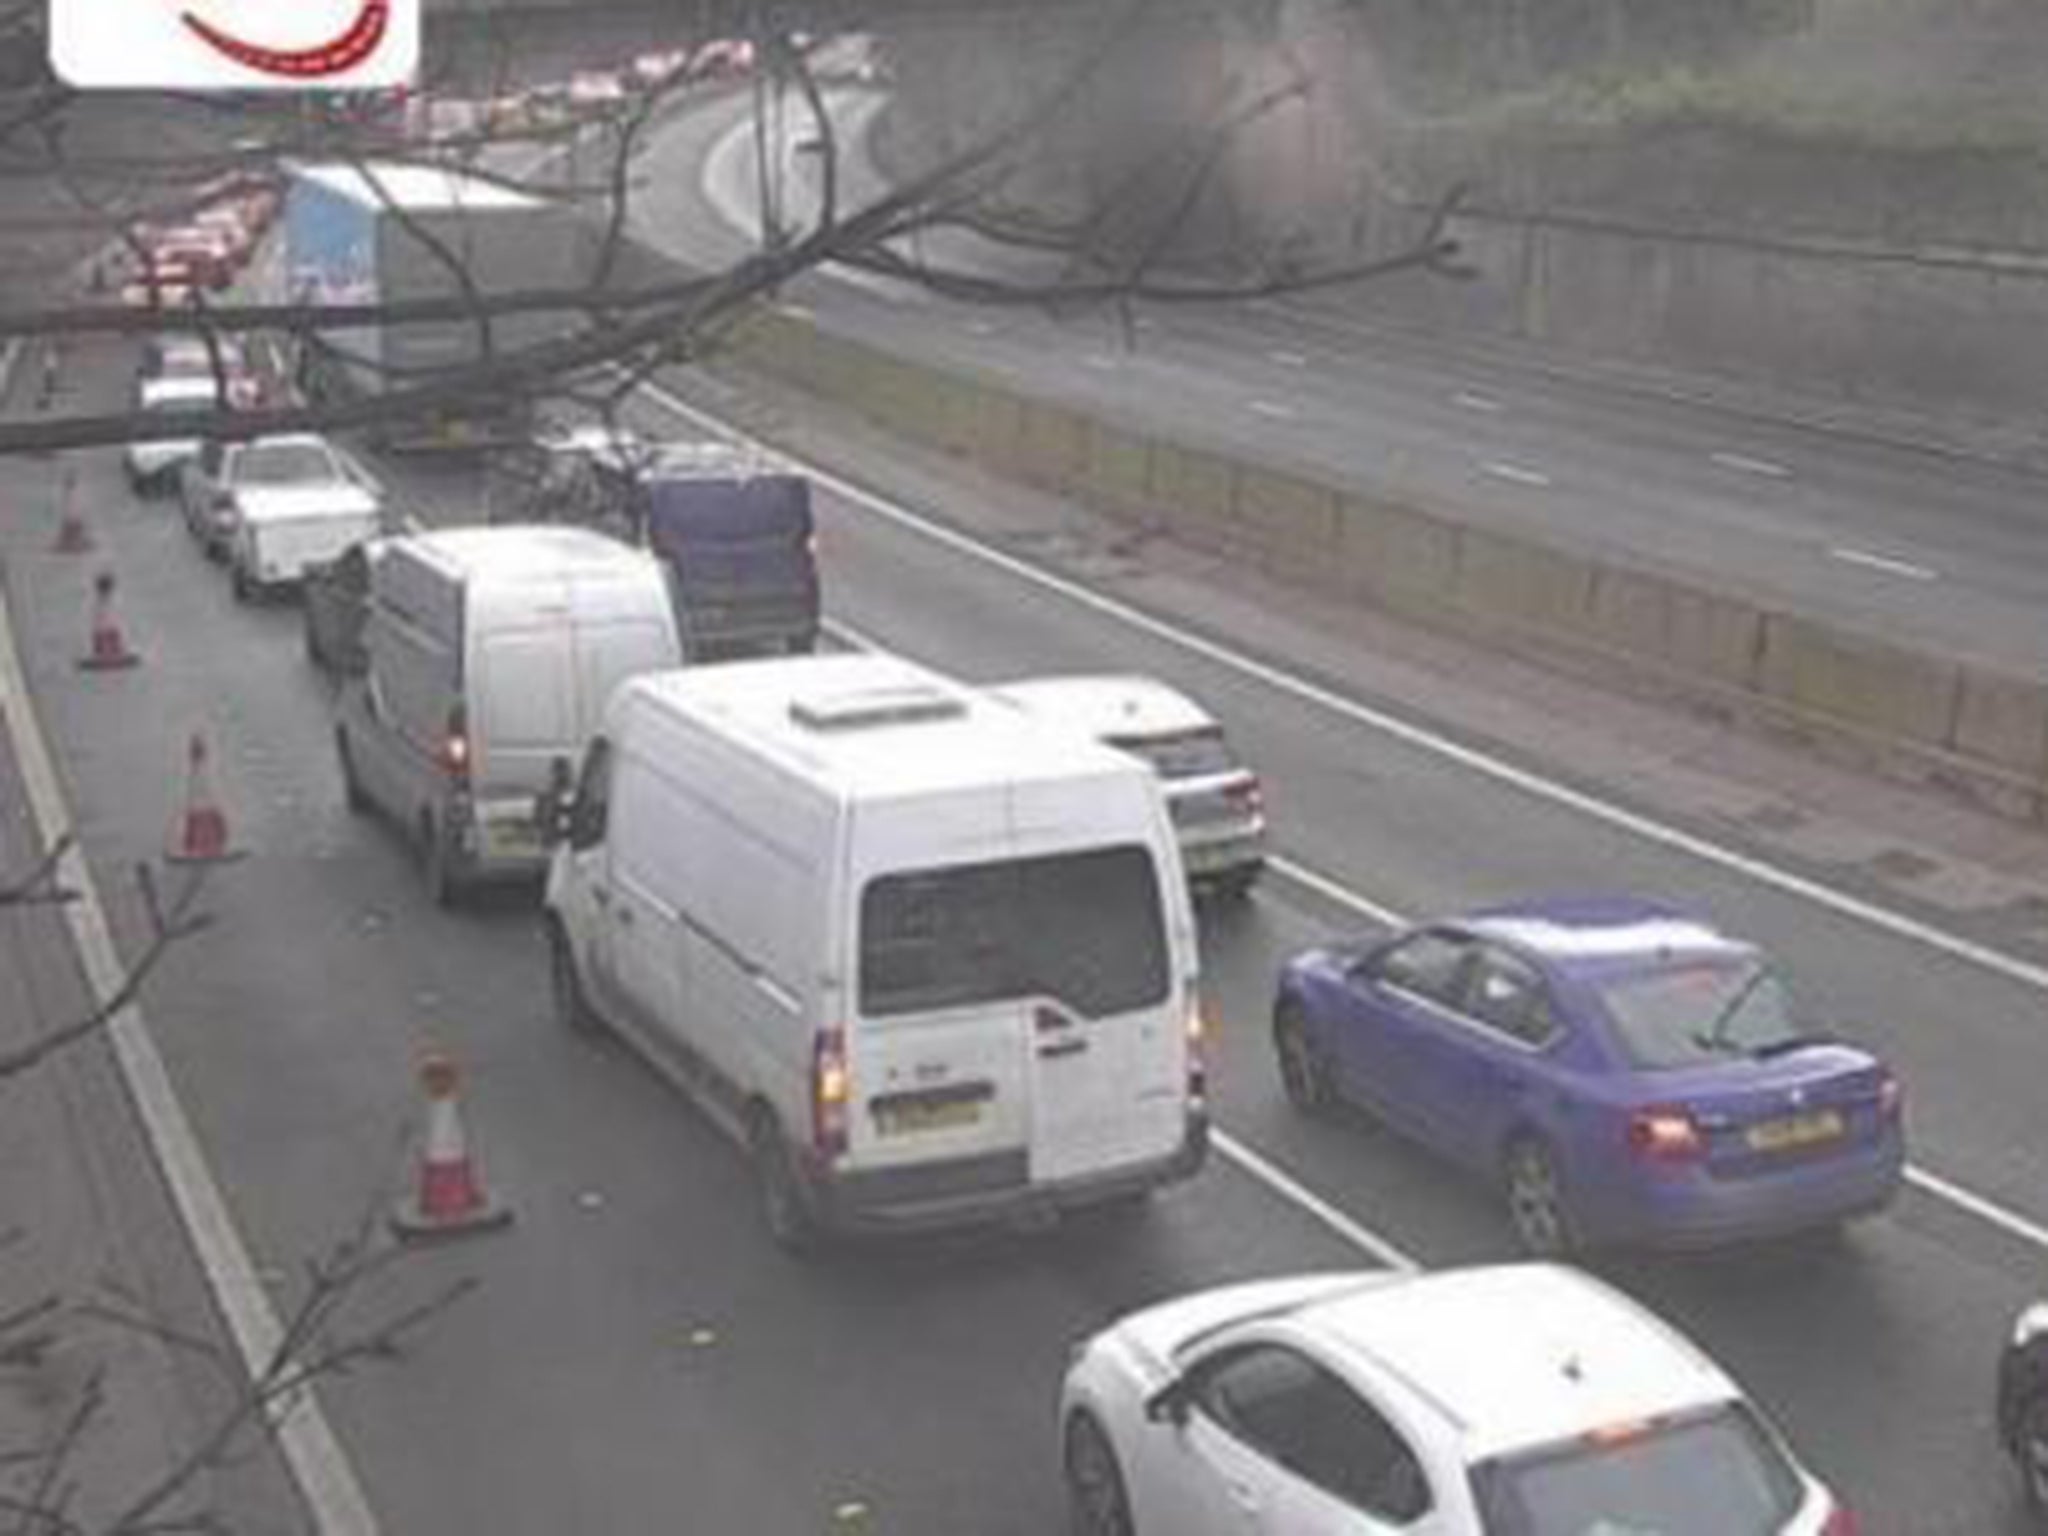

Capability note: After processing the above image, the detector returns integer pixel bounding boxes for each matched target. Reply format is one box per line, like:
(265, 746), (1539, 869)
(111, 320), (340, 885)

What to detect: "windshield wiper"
(1690, 963), (1771, 1057)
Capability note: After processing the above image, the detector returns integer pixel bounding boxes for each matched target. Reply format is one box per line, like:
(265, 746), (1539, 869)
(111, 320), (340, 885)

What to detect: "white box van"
(334, 526), (682, 904)
(542, 653), (1209, 1249)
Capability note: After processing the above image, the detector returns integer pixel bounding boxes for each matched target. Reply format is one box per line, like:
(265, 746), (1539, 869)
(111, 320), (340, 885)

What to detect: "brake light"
(810, 1026), (850, 1158)
(1626, 1107), (1704, 1162)
(438, 704), (471, 783)
(1224, 777), (1264, 816)
(1185, 998), (1208, 1107)
(1876, 1070), (1903, 1120)
(1820, 1500), (1859, 1536)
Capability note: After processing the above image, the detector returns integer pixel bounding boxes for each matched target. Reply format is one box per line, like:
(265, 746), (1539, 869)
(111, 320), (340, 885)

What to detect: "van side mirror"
(1144, 1378), (1192, 1428)
(534, 755), (576, 848)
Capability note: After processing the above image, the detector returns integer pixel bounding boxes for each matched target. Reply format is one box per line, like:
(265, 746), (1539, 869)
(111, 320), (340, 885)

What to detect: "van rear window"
(859, 846), (1169, 1020)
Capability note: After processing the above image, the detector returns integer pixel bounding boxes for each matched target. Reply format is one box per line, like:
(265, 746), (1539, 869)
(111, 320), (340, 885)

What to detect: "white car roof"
(991, 675), (1217, 742)
(1301, 1265), (1738, 1460)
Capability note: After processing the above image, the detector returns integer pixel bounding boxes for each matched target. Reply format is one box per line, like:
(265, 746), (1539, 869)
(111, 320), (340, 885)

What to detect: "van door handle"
(1033, 1004), (1074, 1035)
(1037, 1037), (1087, 1060)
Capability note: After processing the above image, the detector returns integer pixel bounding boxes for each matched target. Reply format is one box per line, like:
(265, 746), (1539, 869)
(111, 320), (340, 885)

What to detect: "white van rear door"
(1015, 845), (1185, 1184)
(571, 617), (680, 743)
(473, 625), (575, 792)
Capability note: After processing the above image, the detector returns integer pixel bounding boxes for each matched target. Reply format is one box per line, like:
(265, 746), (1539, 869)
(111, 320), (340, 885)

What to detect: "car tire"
(1064, 1412), (1135, 1536)
(748, 1108), (820, 1256)
(1503, 1136), (1578, 1258)
(2021, 1389), (2048, 1513)
(420, 813), (462, 909)
(549, 922), (602, 1037)
(334, 733), (369, 816)
(1274, 1001), (1336, 1117)
(231, 566), (252, 604)
(1208, 864), (1262, 903)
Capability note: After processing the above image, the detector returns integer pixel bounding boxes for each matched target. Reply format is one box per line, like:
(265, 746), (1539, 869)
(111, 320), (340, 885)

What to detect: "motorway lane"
(629, 87), (2048, 675)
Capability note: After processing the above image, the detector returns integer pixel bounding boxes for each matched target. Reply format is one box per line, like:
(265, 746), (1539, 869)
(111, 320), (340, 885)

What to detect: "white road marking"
(1711, 450), (1792, 479)
(1830, 545), (1939, 582)
(1268, 349), (1309, 368)
(1480, 460), (1552, 488)
(1214, 1135), (1421, 1271)
(636, 379), (2048, 1255)
(777, 303), (815, 323)
(1246, 399), (1296, 420)
(1083, 353), (1118, 372)
(0, 553), (379, 1531)
(963, 318), (997, 337)
(1452, 391), (1502, 414)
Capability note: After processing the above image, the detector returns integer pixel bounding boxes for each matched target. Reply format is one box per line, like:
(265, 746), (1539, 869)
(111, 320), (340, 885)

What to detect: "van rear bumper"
(806, 1114), (1208, 1235)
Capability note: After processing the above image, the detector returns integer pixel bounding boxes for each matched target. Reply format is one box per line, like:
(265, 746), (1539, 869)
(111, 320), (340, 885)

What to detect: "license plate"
(486, 820), (539, 852)
(1746, 1109), (1844, 1152)
(876, 1098), (983, 1136)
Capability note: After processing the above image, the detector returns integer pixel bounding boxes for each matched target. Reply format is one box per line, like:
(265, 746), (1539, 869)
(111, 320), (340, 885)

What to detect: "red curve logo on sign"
(181, 0), (389, 77)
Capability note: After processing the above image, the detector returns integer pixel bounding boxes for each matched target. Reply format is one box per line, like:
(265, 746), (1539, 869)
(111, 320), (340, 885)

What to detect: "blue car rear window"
(1594, 959), (1806, 1069)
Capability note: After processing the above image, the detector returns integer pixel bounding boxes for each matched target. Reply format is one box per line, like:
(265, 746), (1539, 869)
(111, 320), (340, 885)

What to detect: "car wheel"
(748, 1109), (819, 1255)
(231, 566), (252, 604)
(1274, 1001), (1335, 1116)
(334, 733), (369, 815)
(419, 813), (462, 909)
(2022, 1389), (2048, 1512)
(549, 922), (601, 1036)
(1064, 1412), (1135, 1536)
(1208, 864), (1262, 903)
(1503, 1136), (1577, 1257)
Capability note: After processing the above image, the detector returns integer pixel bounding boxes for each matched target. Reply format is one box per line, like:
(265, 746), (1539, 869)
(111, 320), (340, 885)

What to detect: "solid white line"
(1711, 450), (1792, 480)
(1452, 391), (1502, 414)
(1246, 399), (1296, 420)
(1268, 854), (1405, 927)
(1481, 460), (1552, 488)
(1083, 353), (1118, 372)
(636, 380), (2048, 1254)
(1829, 545), (1939, 582)
(1214, 1134), (1421, 1272)
(1269, 350), (1309, 368)
(1905, 1165), (2048, 1252)
(0, 576), (378, 1532)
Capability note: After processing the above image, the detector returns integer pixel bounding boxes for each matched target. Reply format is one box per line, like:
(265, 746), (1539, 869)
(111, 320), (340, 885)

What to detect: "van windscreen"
(859, 846), (1169, 1020)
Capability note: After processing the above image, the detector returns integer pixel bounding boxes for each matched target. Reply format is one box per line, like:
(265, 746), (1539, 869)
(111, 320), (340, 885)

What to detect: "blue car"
(1272, 897), (1906, 1254)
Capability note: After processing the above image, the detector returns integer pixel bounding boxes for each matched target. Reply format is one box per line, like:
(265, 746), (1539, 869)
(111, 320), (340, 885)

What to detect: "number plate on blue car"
(1746, 1109), (1844, 1152)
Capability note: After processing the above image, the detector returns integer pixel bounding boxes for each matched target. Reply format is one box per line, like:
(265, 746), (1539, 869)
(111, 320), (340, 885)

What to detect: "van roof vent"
(789, 684), (969, 732)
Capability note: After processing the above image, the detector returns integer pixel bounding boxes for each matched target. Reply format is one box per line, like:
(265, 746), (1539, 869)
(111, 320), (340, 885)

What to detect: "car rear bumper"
(449, 798), (551, 880)
(804, 1114), (1208, 1235)
(1587, 1132), (1906, 1250)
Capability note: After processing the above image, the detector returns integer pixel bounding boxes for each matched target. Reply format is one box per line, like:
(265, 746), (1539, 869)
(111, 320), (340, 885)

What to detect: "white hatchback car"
(1060, 1264), (1854, 1536)
(992, 675), (1266, 898)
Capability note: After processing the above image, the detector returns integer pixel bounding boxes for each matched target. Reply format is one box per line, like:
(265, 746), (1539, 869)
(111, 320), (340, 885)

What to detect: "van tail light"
(1185, 999), (1208, 1108)
(1626, 1106), (1705, 1163)
(1224, 776), (1264, 816)
(1820, 1500), (1860, 1536)
(810, 1026), (850, 1159)
(1876, 1070), (1903, 1121)
(438, 703), (472, 784)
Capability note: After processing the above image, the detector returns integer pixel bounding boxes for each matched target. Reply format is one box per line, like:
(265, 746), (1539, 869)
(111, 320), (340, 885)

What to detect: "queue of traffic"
(111, 323), (2047, 1532)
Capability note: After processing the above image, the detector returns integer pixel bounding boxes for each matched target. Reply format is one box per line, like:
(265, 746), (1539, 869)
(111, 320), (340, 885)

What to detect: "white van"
(334, 526), (681, 904)
(542, 653), (1209, 1249)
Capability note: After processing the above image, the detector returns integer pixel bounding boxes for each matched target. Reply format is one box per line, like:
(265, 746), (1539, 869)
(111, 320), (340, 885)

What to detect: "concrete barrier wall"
(723, 308), (2048, 826)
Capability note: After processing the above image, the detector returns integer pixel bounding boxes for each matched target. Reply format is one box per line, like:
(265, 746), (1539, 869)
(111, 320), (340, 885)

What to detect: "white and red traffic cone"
(51, 469), (92, 555)
(392, 1052), (513, 1242)
(165, 730), (241, 865)
(77, 571), (140, 672)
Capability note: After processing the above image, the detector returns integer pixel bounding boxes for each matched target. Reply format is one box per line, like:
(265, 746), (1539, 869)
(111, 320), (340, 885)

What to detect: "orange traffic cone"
(76, 571), (140, 672)
(391, 1052), (513, 1242)
(165, 730), (241, 865)
(52, 470), (92, 555)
